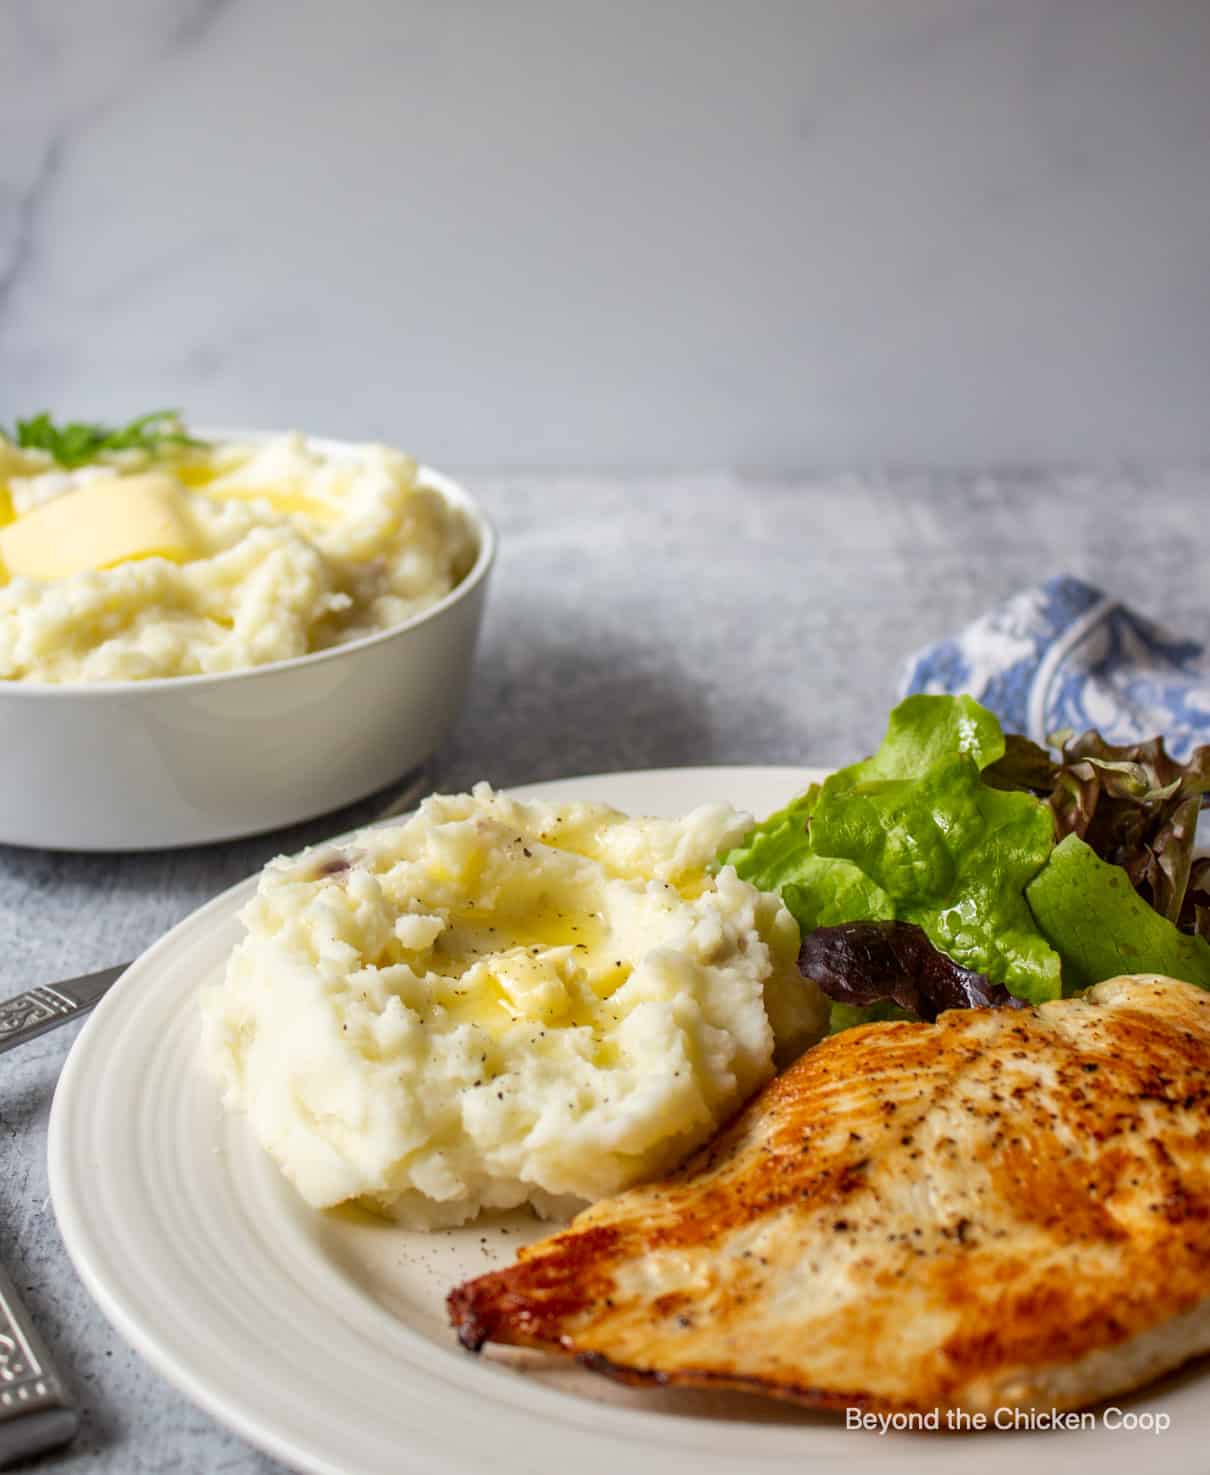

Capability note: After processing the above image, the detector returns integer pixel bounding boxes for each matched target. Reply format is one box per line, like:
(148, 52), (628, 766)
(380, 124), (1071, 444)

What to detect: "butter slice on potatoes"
(0, 473), (195, 580)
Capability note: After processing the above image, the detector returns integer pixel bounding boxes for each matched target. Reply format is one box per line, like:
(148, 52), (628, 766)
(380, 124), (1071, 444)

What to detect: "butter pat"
(0, 473), (195, 580)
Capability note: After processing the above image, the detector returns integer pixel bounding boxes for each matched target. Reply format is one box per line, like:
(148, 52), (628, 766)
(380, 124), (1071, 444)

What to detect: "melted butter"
(588, 960), (633, 1000)
(423, 842), (486, 895)
(535, 822), (618, 867)
(435, 972), (517, 1032)
(675, 872), (710, 901)
(197, 483), (338, 525)
(507, 904), (604, 952)
(174, 460), (223, 489)
(444, 897), (605, 957)
(424, 894), (627, 1036)
(438, 961), (597, 1033)
(592, 1038), (622, 1069)
(537, 822), (714, 903)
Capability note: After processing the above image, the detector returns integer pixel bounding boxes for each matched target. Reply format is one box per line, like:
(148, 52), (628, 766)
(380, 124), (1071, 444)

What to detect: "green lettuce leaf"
(838, 692), (1006, 779)
(724, 694), (1062, 1004)
(725, 695), (1002, 896)
(782, 863), (894, 934)
(727, 791), (894, 943)
(1026, 834), (1210, 992)
(723, 789), (818, 891)
(808, 704), (1060, 1002)
(724, 787), (895, 935)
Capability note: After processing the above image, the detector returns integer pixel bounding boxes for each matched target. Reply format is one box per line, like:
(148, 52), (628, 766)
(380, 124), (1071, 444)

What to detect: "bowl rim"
(0, 434), (497, 700)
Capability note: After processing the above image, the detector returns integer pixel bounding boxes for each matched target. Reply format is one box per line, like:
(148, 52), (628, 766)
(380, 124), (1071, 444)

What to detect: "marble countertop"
(3, 468), (1206, 1473)
(8, 3), (1210, 468)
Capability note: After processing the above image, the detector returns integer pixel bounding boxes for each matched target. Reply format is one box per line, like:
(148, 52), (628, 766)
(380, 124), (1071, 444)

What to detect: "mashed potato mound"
(202, 786), (827, 1227)
(0, 432), (476, 682)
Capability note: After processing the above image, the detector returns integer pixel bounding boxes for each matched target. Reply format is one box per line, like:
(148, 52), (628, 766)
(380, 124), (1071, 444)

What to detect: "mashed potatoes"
(0, 432), (476, 682)
(202, 786), (827, 1227)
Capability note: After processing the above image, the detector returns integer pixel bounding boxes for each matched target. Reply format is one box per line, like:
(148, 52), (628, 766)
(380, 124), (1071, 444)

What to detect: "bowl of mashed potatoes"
(0, 420), (494, 849)
(202, 785), (828, 1227)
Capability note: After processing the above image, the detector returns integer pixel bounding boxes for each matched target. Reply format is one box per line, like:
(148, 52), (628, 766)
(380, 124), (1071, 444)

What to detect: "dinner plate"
(49, 766), (1205, 1475)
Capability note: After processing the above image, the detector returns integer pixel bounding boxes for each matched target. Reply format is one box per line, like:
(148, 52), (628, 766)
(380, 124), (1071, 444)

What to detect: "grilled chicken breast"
(449, 974), (1210, 1414)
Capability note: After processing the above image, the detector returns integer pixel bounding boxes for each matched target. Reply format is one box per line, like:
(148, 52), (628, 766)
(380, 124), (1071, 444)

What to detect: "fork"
(0, 1257), (79, 1466)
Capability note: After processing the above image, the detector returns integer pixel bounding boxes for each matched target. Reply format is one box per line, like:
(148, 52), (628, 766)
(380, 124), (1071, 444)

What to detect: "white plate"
(49, 767), (1206, 1475)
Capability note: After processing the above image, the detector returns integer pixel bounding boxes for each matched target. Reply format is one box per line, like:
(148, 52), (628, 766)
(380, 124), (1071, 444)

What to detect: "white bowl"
(0, 463), (495, 851)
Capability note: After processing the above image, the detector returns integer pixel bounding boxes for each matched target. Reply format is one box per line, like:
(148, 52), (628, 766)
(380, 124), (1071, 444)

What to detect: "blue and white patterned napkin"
(902, 575), (1210, 760)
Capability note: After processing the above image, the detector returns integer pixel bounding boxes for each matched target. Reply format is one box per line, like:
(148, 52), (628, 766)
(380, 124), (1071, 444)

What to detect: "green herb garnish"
(1, 410), (206, 468)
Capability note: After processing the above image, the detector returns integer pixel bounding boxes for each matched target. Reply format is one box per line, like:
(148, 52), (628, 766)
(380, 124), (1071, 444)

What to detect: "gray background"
(4, 0), (1210, 466)
(3, 467), (1206, 1472)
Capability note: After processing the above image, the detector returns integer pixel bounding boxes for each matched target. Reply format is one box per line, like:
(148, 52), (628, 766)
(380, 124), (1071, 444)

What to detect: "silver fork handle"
(0, 966), (125, 1058)
(0, 1257), (78, 1464)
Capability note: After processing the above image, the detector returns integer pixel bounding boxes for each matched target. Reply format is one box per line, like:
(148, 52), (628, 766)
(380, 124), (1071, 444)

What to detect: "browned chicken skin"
(449, 975), (1210, 1415)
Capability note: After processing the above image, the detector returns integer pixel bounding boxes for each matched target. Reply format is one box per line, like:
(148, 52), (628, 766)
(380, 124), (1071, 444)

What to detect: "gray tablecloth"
(2, 469), (1205, 1472)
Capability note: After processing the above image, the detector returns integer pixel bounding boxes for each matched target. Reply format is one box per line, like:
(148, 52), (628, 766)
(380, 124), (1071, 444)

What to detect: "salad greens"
(799, 920), (1023, 1023)
(809, 714), (1059, 1002)
(782, 861), (894, 935)
(1026, 835), (1210, 992)
(722, 793), (896, 933)
(1183, 858), (1210, 942)
(1, 410), (205, 468)
(986, 729), (1210, 935)
(726, 693), (1210, 1029)
(728, 695), (1060, 1014)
